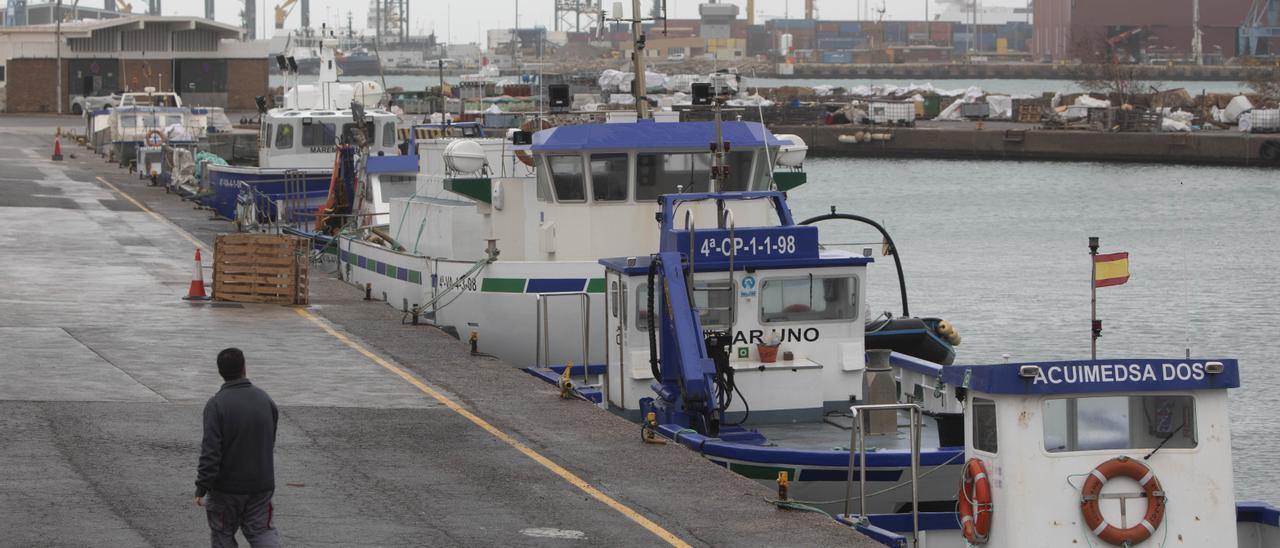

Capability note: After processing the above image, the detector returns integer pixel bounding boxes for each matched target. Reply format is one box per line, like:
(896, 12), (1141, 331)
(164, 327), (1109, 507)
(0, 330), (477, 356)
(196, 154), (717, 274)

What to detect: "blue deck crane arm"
(650, 251), (721, 435)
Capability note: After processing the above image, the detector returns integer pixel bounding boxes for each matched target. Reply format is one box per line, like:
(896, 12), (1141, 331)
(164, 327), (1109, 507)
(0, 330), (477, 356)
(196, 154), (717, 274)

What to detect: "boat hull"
(658, 425), (965, 515)
(203, 165), (332, 222)
(337, 236), (609, 368)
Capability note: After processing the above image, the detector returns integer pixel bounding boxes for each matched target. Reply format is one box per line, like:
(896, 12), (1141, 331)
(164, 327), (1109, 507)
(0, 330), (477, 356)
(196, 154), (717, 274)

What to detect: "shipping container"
(818, 22), (840, 33)
(908, 21), (928, 33)
(909, 32), (929, 43)
(930, 22), (953, 43)
(979, 33), (997, 52)
(840, 22), (861, 34)
(772, 19), (816, 30)
(818, 37), (858, 50)
(820, 50), (854, 64)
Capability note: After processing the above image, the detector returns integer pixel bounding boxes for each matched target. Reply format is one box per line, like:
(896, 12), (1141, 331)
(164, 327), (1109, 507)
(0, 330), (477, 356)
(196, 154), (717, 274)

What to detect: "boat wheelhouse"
(337, 117), (809, 377)
(835, 358), (1280, 547)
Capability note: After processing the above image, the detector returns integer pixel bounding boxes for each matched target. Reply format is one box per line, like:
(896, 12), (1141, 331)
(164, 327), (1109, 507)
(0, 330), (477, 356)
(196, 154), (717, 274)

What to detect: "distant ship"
(288, 47), (383, 76)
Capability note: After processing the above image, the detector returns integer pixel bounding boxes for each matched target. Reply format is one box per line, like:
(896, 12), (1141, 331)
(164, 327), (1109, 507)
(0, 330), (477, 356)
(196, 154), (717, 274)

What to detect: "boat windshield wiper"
(1143, 421), (1186, 460)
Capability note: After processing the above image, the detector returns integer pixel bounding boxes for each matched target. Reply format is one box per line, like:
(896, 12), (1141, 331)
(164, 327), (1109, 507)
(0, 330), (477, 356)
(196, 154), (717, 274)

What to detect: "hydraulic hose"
(800, 209), (910, 318)
(647, 256), (662, 380)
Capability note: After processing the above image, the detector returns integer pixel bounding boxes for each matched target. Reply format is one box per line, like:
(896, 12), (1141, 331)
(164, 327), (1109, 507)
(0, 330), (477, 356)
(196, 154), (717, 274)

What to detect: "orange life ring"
(1080, 456), (1165, 546)
(957, 458), (993, 544)
(515, 118), (554, 167)
(144, 129), (166, 147)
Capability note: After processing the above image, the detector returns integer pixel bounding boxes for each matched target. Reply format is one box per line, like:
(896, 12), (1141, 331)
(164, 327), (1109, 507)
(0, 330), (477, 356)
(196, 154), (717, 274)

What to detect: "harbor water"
(790, 158), (1279, 503)
(272, 75), (1251, 96)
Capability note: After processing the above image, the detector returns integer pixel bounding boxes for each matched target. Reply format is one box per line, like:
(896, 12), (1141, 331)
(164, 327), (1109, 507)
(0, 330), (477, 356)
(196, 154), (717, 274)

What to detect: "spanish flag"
(1094, 252), (1130, 288)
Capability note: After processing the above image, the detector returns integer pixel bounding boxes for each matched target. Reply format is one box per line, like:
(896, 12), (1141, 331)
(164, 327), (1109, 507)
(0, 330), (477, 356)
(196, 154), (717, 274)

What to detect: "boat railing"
(846, 402), (923, 546)
(534, 292), (592, 387)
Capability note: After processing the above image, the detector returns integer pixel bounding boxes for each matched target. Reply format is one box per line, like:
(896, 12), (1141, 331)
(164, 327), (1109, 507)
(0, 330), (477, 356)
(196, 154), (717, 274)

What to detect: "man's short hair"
(217, 348), (246, 381)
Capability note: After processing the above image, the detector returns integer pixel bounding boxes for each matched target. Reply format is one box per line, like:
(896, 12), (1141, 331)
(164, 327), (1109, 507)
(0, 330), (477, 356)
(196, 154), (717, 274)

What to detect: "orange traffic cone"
(51, 134), (63, 161)
(183, 248), (211, 301)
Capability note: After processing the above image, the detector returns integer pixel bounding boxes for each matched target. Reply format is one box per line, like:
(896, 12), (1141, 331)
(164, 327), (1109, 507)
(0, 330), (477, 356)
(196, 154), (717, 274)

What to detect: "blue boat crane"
(643, 191), (818, 437)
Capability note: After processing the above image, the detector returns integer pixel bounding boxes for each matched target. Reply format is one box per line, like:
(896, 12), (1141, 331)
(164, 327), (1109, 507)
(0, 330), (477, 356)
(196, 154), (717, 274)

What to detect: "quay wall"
(780, 63), (1268, 82)
(770, 125), (1280, 168)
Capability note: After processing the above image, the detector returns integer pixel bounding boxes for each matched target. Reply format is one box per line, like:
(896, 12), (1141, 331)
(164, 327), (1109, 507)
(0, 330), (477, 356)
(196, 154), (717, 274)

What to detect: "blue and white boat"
(202, 33), (399, 224)
(619, 191), (1280, 547)
(602, 191), (966, 514)
(835, 357), (1280, 547)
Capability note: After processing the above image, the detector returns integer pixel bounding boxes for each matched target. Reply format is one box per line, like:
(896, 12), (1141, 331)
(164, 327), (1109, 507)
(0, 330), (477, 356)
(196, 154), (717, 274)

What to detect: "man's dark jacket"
(195, 378), (278, 497)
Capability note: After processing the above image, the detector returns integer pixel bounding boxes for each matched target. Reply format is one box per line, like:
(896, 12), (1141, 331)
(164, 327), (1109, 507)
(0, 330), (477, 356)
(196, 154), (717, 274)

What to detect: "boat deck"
(754, 411), (946, 452)
(0, 115), (874, 546)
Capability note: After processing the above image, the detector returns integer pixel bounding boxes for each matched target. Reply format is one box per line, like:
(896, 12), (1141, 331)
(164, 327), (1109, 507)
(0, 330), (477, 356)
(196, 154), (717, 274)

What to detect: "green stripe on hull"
(480, 278), (526, 293)
(586, 278), (606, 293)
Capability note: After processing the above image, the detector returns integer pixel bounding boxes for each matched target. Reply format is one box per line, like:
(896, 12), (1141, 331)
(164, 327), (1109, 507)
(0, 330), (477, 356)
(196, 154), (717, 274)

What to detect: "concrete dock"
(0, 116), (872, 546)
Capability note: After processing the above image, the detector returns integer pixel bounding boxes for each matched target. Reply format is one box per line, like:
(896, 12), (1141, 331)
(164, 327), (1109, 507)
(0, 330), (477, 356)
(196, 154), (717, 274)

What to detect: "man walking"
(194, 348), (282, 547)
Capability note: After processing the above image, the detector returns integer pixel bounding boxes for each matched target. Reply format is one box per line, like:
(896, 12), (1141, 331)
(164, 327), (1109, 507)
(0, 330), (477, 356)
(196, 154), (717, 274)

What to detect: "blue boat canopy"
(530, 121), (788, 152)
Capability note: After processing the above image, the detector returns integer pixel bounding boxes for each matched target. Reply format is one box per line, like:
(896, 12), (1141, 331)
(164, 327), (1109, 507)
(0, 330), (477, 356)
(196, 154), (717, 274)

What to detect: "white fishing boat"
(835, 356), (1280, 547)
(201, 30), (398, 225)
(334, 114), (812, 375)
(87, 87), (233, 166)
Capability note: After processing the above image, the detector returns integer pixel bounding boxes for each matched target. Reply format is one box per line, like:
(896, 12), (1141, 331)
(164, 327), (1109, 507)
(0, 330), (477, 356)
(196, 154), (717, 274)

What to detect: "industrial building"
(0, 16), (268, 113)
(1033, 0), (1266, 62)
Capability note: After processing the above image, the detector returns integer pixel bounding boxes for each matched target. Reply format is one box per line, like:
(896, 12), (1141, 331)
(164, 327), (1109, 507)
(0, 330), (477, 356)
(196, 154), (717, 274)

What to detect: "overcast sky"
(153, 0), (1028, 44)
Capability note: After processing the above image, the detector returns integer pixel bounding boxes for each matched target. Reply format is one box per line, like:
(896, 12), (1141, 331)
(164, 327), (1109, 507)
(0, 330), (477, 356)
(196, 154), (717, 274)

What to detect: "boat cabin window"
(635, 151), (757, 200)
(973, 398), (998, 454)
(275, 123), (294, 149)
(301, 122), (337, 147)
(383, 122), (396, 147)
(760, 276), (859, 323)
(635, 282), (732, 330)
(262, 123), (273, 146)
(1042, 395), (1197, 453)
(692, 280), (734, 328)
(340, 121), (376, 144)
(546, 155), (586, 202)
(120, 114), (137, 129)
(590, 153), (629, 202)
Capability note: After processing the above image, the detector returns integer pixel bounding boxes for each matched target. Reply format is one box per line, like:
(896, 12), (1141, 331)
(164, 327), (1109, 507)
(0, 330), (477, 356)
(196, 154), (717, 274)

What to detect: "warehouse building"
(0, 16), (268, 113)
(1033, 0), (1259, 62)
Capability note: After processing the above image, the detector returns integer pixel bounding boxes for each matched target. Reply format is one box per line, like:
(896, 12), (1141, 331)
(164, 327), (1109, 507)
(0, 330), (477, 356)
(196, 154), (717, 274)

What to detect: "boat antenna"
(610, 0), (666, 119)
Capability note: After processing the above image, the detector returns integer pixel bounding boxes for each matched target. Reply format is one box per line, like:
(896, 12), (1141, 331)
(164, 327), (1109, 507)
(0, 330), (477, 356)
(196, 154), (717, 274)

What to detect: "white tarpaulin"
(164, 123), (192, 142)
(986, 95), (1013, 120)
(1074, 95), (1110, 108)
(598, 69), (668, 92)
(1224, 95), (1254, 124)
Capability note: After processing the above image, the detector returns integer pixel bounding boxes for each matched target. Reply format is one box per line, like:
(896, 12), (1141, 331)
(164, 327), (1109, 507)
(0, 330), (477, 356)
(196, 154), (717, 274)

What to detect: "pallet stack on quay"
(212, 234), (310, 305)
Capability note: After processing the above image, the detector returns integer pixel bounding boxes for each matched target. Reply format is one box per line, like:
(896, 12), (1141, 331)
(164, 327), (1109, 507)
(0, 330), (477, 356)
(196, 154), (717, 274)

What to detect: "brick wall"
(5, 57), (266, 113)
(227, 59), (268, 111)
(6, 58), (61, 113)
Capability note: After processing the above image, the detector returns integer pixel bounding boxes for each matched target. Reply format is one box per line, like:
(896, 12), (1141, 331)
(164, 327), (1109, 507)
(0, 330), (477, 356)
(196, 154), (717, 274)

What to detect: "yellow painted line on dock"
(94, 166), (688, 545)
(95, 176), (209, 252)
(294, 307), (692, 548)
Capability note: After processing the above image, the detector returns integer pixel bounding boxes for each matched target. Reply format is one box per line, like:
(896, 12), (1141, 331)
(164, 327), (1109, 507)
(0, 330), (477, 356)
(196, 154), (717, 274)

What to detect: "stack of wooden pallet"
(212, 234), (309, 305)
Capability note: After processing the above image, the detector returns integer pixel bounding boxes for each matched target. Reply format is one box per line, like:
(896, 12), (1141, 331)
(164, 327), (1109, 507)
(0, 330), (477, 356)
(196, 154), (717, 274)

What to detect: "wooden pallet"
(212, 234), (309, 305)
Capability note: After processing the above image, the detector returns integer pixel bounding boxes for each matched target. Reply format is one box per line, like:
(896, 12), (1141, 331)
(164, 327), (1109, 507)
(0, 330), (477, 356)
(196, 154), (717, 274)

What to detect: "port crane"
(274, 0), (295, 28)
(1240, 0), (1280, 57)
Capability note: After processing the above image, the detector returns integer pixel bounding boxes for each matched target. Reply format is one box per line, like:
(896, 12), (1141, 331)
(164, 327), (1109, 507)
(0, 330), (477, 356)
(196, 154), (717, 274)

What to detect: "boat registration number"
(438, 275), (477, 291)
(698, 235), (797, 258)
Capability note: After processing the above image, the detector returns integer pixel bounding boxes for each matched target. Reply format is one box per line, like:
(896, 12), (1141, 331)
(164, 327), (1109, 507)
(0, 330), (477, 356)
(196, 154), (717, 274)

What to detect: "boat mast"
(630, 0), (648, 119)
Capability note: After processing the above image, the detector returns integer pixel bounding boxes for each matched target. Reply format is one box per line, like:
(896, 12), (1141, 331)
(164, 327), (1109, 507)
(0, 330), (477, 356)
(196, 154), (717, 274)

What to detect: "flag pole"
(1089, 236), (1099, 360)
